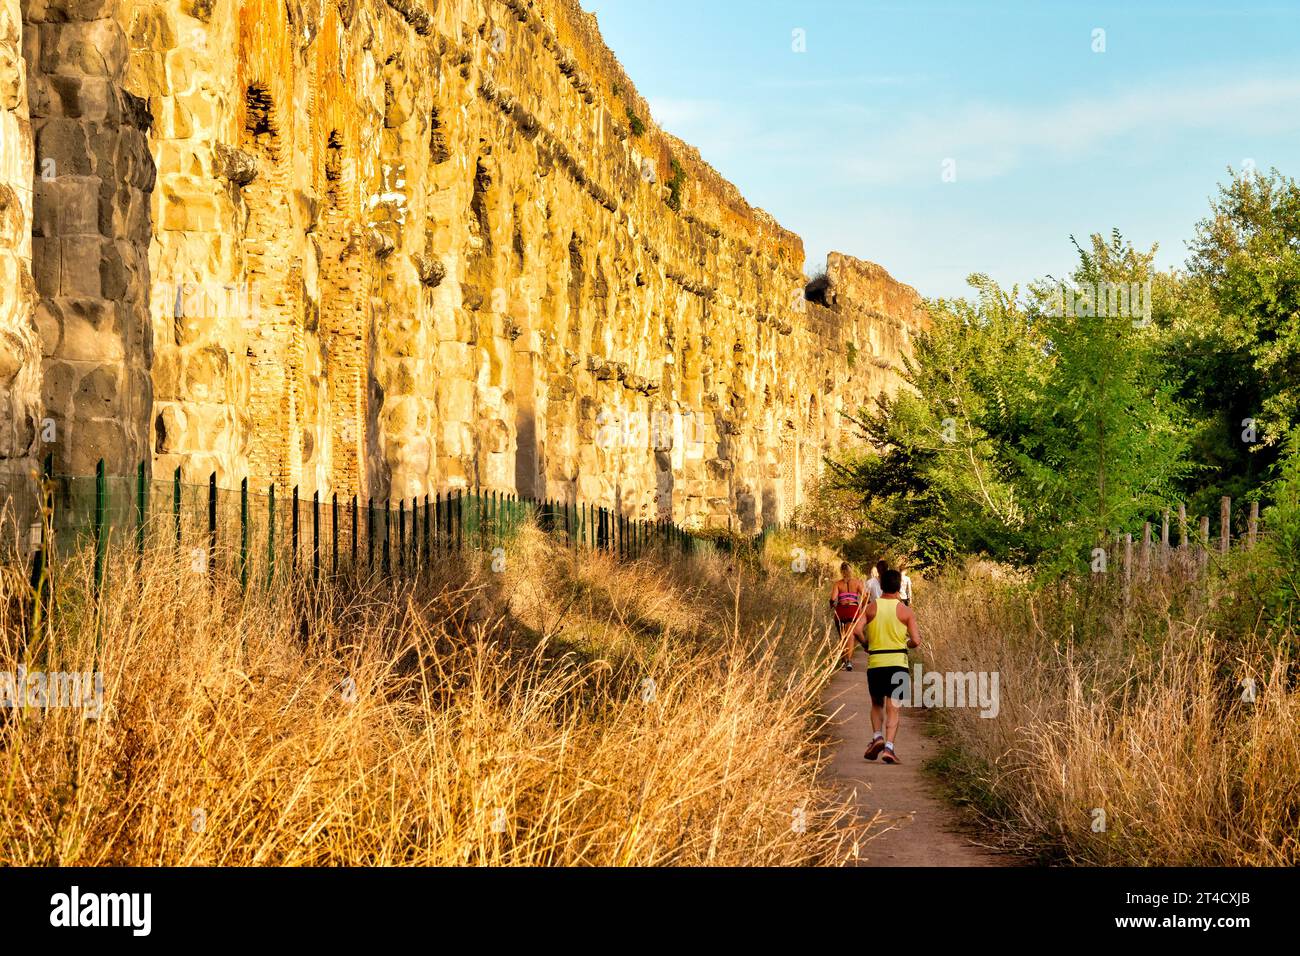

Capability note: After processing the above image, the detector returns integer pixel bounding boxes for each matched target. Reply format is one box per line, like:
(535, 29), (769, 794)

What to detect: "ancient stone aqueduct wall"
(0, 0), (925, 531)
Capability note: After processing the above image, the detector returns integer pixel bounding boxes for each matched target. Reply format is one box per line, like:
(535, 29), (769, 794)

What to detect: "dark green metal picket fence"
(1, 457), (713, 633)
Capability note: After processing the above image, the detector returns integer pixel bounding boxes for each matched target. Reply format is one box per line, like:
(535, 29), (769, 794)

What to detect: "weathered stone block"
(39, 21), (126, 79)
(153, 402), (185, 453)
(161, 187), (217, 232)
(56, 296), (123, 363)
(66, 417), (127, 473)
(437, 378), (474, 422)
(33, 118), (91, 175)
(181, 345), (228, 403)
(59, 234), (100, 297)
(30, 235), (59, 298)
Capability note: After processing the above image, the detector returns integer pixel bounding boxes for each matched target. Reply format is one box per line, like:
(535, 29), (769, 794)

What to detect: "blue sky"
(578, 0), (1300, 298)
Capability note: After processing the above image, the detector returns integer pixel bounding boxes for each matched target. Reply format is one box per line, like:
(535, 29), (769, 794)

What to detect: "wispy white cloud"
(653, 73), (1300, 188)
(753, 73), (920, 91)
(836, 73), (1300, 184)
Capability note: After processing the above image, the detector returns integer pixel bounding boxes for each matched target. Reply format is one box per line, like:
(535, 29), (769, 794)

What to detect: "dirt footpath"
(823, 663), (1012, 866)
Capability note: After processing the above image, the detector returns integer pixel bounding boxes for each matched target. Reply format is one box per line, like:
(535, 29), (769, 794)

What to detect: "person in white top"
(899, 569), (913, 606)
(864, 559), (887, 602)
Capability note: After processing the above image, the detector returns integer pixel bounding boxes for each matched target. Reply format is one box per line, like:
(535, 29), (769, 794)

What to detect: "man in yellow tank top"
(854, 568), (921, 764)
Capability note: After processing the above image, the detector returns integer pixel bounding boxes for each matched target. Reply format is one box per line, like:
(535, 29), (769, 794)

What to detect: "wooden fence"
(1113, 496), (1260, 584)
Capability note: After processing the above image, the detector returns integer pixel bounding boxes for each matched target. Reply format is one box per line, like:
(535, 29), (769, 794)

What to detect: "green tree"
(832, 233), (1190, 576)
(1186, 168), (1300, 451)
(831, 275), (1046, 566)
(1258, 430), (1300, 623)
(1017, 232), (1190, 572)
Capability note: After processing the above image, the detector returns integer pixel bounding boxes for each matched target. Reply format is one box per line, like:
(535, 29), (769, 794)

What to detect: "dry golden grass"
(922, 566), (1300, 865)
(0, 523), (865, 866)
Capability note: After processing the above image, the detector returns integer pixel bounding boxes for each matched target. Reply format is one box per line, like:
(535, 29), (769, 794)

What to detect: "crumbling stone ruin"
(0, 0), (925, 531)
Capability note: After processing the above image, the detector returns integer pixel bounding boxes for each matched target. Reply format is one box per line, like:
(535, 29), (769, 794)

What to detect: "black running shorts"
(867, 664), (910, 705)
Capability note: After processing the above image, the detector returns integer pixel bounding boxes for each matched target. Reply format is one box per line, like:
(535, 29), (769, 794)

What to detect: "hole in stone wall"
(512, 205), (525, 268)
(430, 107), (450, 163)
(245, 83), (277, 139)
(568, 234), (584, 279)
(566, 235), (585, 353)
(469, 157), (493, 258)
(567, 234), (584, 313)
(325, 130), (344, 183)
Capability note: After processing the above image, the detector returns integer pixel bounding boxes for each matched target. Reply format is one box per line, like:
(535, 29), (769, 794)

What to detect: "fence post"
(267, 484), (276, 587)
(1141, 522), (1152, 580)
(398, 498), (405, 576)
(1177, 502), (1188, 576)
(28, 453), (55, 636)
(136, 459), (146, 560)
(312, 490), (320, 585)
(173, 465), (182, 548)
(423, 494), (430, 566)
(1248, 501), (1259, 550)
(240, 477), (248, 592)
(208, 472), (217, 578)
(383, 499), (391, 575)
(1160, 509), (1169, 570)
(291, 486), (299, 572)
(93, 458), (106, 607)
(1199, 516), (1210, 573)
(332, 492), (339, 576)
(351, 494), (358, 571)
(1220, 496), (1231, 555)
(367, 497), (374, 570)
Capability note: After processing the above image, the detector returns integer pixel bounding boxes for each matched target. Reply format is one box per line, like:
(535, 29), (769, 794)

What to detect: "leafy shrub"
(625, 107), (646, 137)
(666, 157), (686, 211)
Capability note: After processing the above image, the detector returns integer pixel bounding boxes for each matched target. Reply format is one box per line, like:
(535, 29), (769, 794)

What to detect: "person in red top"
(829, 562), (865, 671)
